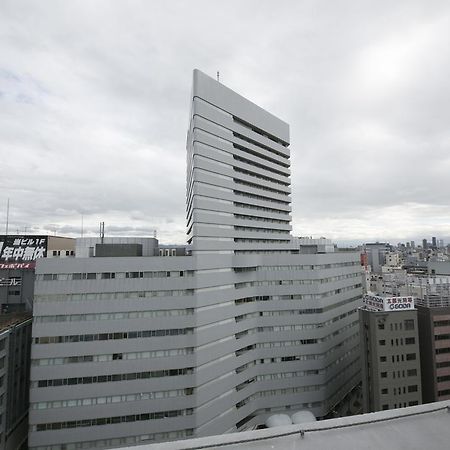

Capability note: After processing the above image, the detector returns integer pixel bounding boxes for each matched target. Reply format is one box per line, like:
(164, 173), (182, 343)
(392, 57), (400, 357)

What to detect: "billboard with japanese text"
(363, 294), (415, 312)
(0, 235), (48, 269)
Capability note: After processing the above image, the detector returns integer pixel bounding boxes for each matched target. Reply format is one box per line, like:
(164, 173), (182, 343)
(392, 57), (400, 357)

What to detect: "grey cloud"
(0, 0), (449, 244)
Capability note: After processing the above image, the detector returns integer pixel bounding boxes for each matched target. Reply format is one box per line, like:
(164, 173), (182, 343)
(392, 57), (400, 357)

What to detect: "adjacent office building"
(415, 277), (450, 403)
(360, 294), (422, 412)
(29, 70), (363, 449)
(363, 243), (391, 274)
(0, 313), (32, 450)
(0, 236), (75, 313)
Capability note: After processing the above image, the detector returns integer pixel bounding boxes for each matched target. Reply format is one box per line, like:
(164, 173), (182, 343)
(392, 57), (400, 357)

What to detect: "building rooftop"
(125, 401), (450, 450)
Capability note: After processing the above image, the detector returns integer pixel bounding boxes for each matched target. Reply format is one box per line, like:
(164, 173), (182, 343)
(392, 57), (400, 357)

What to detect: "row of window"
(37, 270), (190, 282)
(380, 364), (417, 379)
(233, 153), (288, 178)
(234, 165), (289, 188)
(233, 116), (288, 150)
(236, 385), (322, 408)
(32, 347), (194, 367)
(235, 332), (359, 361)
(379, 319), (416, 331)
(234, 225), (290, 235)
(379, 337), (416, 346)
(234, 213), (290, 225)
(236, 308), (356, 330)
(34, 308), (194, 323)
(34, 328), (193, 345)
(232, 129), (289, 162)
(234, 250), (292, 254)
(261, 262), (360, 270)
(234, 201), (290, 215)
(253, 320), (358, 344)
(31, 388), (194, 410)
(381, 369), (417, 384)
(234, 343), (359, 380)
(381, 386), (419, 396)
(383, 354), (418, 364)
(234, 238), (290, 244)
(256, 369), (324, 381)
(235, 294), (360, 311)
(30, 429), (194, 450)
(35, 289), (194, 303)
(51, 250), (75, 257)
(236, 280), (361, 295)
(234, 276), (359, 293)
(32, 408), (193, 432)
(33, 368), (193, 388)
(36, 287), (362, 306)
(435, 333), (450, 341)
(435, 347), (450, 354)
(234, 189), (290, 206)
(234, 178), (288, 197)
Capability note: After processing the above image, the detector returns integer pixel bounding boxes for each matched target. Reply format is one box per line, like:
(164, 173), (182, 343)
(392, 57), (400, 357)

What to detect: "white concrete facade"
(28, 70), (362, 449)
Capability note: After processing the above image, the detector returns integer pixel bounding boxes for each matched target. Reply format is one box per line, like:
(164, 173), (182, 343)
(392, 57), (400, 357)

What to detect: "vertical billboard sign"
(0, 235), (48, 269)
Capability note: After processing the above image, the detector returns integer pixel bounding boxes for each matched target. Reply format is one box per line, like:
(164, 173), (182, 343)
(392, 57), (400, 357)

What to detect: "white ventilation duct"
(265, 414), (292, 428)
(291, 410), (316, 424)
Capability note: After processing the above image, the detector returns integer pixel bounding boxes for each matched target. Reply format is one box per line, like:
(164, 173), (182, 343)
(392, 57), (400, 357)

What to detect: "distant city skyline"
(1, 1), (449, 244)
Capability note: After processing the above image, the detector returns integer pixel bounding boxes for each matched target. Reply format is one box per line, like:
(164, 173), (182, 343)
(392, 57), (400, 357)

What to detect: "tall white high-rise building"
(28, 70), (362, 450)
(187, 70), (292, 255)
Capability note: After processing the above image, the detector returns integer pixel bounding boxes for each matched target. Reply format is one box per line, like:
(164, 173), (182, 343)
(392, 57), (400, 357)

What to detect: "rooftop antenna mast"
(81, 215), (84, 238)
(99, 222), (105, 244)
(216, 71), (220, 82)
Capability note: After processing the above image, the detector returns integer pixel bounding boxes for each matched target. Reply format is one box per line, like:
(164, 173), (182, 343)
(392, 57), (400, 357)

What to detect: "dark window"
(404, 319), (415, 331)
(381, 372), (387, 378)
(381, 388), (388, 394)
(435, 333), (450, 340)
(408, 385), (418, 393)
(406, 353), (416, 361)
(101, 272), (115, 279)
(380, 356), (387, 362)
(379, 340), (386, 346)
(405, 337), (415, 345)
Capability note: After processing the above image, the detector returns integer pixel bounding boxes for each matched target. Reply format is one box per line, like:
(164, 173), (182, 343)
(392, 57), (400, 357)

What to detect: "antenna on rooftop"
(81, 215), (84, 238)
(99, 222), (105, 244)
(216, 71), (220, 82)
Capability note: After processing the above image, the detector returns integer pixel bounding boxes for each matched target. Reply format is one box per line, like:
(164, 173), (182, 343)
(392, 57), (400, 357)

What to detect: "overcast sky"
(1, 0), (449, 245)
